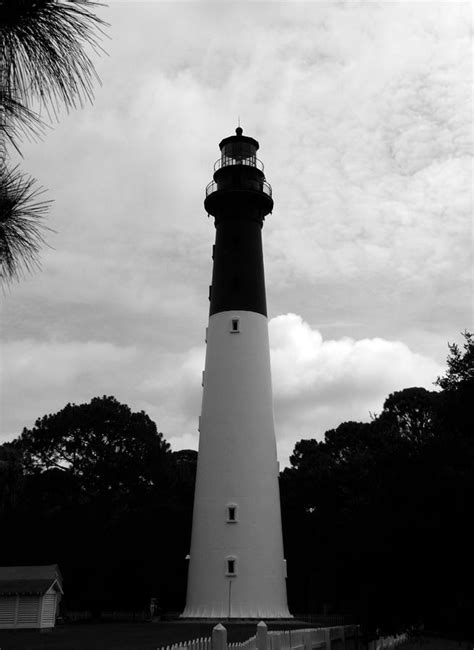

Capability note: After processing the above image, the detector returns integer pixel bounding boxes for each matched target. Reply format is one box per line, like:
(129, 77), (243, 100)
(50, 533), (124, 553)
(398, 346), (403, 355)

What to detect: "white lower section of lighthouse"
(182, 310), (291, 619)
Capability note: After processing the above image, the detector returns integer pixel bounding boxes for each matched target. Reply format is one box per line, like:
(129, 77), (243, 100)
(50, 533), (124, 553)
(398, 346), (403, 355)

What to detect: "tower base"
(181, 608), (293, 619)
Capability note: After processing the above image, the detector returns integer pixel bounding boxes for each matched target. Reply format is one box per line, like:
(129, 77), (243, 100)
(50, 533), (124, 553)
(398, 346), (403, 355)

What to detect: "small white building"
(0, 565), (63, 630)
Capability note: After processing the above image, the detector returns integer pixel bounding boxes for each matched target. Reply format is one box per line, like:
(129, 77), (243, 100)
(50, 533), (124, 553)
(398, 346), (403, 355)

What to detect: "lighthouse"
(182, 127), (291, 619)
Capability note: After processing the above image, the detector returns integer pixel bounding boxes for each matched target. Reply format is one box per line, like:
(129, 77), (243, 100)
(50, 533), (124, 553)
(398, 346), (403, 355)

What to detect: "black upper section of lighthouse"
(205, 128), (273, 318)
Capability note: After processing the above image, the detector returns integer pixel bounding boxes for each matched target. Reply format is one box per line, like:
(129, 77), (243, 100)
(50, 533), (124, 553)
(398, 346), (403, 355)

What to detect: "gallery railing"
(205, 178), (272, 198)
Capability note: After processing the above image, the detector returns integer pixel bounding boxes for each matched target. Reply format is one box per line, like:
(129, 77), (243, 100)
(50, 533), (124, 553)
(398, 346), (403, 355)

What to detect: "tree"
(0, 0), (107, 283)
(15, 395), (171, 499)
(279, 334), (474, 635)
(324, 420), (382, 463)
(433, 331), (473, 442)
(378, 387), (438, 446)
(170, 449), (198, 501)
(436, 331), (473, 391)
(0, 165), (51, 281)
(0, 442), (24, 514)
(2, 397), (198, 612)
(0, 0), (107, 118)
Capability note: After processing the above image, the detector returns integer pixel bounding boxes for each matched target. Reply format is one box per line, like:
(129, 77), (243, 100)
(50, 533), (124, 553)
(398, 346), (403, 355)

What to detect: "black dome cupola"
(218, 127), (259, 163)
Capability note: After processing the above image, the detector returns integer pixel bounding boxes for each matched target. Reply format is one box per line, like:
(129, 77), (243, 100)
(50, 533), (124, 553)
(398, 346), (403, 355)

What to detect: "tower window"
(231, 318), (240, 333)
(227, 504), (238, 522)
(226, 557), (237, 576)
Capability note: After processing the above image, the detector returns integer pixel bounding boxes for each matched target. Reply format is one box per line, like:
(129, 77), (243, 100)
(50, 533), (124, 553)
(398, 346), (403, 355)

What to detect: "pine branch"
(0, 89), (46, 154)
(0, 0), (108, 118)
(0, 164), (52, 284)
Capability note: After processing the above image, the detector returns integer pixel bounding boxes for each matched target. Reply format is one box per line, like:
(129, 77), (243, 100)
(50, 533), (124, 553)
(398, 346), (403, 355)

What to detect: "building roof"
(0, 565), (63, 596)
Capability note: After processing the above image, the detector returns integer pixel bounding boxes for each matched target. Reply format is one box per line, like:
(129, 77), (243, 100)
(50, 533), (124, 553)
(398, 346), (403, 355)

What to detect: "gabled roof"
(0, 565), (63, 596)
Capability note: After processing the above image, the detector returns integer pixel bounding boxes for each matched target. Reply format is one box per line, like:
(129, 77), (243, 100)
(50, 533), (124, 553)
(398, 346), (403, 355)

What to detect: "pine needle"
(0, 0), (108, 119)
(0, 164), (52, 284)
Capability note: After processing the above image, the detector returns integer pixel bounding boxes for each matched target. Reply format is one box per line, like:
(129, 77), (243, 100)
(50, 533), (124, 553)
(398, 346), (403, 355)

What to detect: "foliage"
(0, 0), (107, 124)
(1, 396), (195, 612)
(0, 164), (51, 281)
(0, 0), (107, 285)
(436, 331), (474, 391)
(15, 395), (171, 498)
(280, 334), (474, 636)
(378, 386), (437, 444)
(0, 91), (44, 154)
(0, 442), (24, 513)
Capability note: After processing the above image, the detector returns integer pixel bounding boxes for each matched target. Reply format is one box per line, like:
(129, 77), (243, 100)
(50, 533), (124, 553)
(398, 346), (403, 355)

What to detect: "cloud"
(270, 314), (441, 401)
(269, 314), (444, 464)
(1, 337), (205, 453)
(1, 340), (138, 436)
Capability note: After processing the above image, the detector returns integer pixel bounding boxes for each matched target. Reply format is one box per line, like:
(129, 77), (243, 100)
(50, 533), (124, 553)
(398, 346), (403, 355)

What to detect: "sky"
(1, 1), (472, 467)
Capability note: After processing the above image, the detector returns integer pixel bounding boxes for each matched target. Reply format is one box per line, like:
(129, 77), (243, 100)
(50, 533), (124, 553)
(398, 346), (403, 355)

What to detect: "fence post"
(257, 621), (268, 650)
(213, 623), (228, 650)
(303, 630), (312, 650)
(324, 628), (330, 650)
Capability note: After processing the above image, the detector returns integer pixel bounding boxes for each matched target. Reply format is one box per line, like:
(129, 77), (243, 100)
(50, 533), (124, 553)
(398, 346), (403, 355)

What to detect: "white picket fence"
(368, 634), (407, 650)
(157, 621), (360, 650)
(159, 637), (212, 650)
(229, 633), (256, 650)
(160, 638), (213, 650)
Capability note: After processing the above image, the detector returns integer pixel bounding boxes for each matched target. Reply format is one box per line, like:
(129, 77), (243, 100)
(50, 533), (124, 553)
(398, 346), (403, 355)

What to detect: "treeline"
(281, 332), (473, 636)
(0, 333), (472, 635)
(0, 398), (197, 615)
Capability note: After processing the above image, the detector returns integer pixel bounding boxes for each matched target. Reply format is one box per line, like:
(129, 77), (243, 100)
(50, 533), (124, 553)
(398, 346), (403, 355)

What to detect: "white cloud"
(270, 314), (440, 400)
(269, 314), (444, 464)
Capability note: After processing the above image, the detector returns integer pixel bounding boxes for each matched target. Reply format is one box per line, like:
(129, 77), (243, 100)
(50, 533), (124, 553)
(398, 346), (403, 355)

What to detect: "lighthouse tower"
(182, 128), (291, 619)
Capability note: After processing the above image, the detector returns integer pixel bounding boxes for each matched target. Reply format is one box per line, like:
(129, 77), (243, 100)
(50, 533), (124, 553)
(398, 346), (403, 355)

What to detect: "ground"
(0, 620), (309, 650)
(400, 640), (472, 650)
(0, 624), (471, 650)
